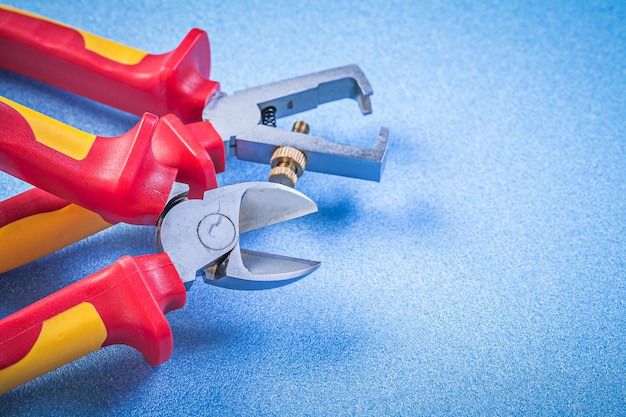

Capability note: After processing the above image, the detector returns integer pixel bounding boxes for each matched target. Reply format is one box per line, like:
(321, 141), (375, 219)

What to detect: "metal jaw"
(203, 64), (389, 182)
(156, 182), (320, 290)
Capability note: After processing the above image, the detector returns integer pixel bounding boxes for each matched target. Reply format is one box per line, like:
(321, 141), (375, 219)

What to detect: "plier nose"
(205, 64), (389, 182)
(158, 182), (320, 290)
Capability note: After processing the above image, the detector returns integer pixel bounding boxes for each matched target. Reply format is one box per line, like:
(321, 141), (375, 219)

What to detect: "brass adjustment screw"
(268, 121), (309, 187)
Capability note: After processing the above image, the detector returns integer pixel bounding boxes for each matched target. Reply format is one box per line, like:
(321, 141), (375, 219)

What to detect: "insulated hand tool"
(0, 182), (320, 394)
(0, 5), (389, 272)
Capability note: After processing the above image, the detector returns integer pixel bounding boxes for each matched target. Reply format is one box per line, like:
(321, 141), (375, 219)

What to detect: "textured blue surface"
(1, 1), (625, 415)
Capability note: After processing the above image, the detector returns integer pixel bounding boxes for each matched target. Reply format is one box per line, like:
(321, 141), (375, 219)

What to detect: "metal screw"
(269, 121), (309, 187)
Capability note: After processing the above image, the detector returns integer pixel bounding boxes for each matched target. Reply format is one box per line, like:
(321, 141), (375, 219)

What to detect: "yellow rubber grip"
(80, 32), (148, 66)
(0, 204), (112, 274)
(0, 302), (108, 394)
(0, 96), (97, 160)
(0, 5), (148, 65)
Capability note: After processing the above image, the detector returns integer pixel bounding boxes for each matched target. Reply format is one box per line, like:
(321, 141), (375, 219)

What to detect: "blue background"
(1, 1), (625, 415)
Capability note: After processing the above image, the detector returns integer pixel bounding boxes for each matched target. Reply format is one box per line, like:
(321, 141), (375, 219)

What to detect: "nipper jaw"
(158, 182), (320, 290)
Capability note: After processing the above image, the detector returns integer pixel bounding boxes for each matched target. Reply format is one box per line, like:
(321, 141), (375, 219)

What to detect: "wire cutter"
(0, 5), (389, 272)
(0, 181), (320, 394)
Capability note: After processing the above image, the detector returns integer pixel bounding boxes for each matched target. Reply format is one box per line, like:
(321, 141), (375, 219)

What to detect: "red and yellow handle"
(0, 7), (226, 270)
(0, 188), (112, 274)
(0, 253), (187, 394)
(0, 6), (220, 123)
(0, 96), (225, 225)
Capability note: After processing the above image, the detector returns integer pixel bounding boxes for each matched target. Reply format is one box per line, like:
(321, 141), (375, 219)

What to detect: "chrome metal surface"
(203, 64), (389, 181)
(157, 182), (320, 290)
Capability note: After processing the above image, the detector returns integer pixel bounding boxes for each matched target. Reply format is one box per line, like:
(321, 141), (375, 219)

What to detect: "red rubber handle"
(0, 253), (187, 394)
(0, 188), (113, 274)
(0, 97), (225, 225)
(0, 6), (219, 122)
(0, 187), (70, 228)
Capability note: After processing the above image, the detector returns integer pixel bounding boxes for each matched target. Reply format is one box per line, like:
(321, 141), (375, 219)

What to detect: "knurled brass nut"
(269, 166), (299, 188)
(270, 147), (307, 177)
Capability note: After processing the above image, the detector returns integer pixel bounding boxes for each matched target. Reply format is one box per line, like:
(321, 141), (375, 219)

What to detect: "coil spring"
(261, 106), (277, 127)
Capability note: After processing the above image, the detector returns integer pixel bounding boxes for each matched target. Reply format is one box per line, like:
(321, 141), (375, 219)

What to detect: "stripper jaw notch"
(203, 64), (389, 182)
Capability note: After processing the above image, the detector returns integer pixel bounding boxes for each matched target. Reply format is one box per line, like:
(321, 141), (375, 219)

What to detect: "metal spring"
(261, 106), (277, 127)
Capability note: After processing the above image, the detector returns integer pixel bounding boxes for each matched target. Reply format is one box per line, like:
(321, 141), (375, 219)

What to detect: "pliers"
(0, 5), (389, 272)
(0, 181), (320, 394)
(0, 6), (389, 394)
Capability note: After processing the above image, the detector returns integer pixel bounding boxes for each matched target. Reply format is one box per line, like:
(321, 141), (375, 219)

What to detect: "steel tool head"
(156, 182), (320, 290)
(203, 64), (389, 182)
